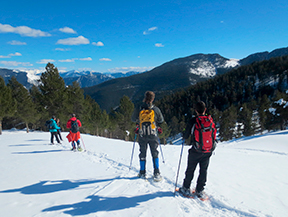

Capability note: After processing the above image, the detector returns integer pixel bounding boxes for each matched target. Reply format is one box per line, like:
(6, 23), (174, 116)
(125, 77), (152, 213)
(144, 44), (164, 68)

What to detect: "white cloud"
(0, 52), (22, 58)
(59, 27), (77, 34)
(79, 57), (92, 61)
(108, 66), (154, 73)
(58, 59), (76, 63)
(155, 43), (164, 47)
(56, 36), (90, 45)
(37, 59), (55, 64)
(143, 26), (158, 35)
(0, 23), (51, 37)
(58, 57), (92, 62)
(55, 48), (71, 51)
(0, 61), (32, 67)
(10, 52), (22, 56)
(92, 41), (104, 46)
(8, 40), (27, 45)
(99, 58), (111, 61)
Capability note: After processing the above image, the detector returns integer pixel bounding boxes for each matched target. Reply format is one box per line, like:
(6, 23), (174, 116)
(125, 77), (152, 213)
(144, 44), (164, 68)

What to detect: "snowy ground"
(0, 129), (288, 217)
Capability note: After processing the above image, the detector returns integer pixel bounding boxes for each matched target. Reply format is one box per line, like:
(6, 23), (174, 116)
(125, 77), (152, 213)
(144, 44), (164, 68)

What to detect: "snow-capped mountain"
(61, 70), (141, 87)
(0, 68), (141, 88)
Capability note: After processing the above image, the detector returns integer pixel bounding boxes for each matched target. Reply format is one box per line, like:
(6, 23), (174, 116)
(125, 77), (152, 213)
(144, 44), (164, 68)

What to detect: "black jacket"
(183, 116), (197, 142)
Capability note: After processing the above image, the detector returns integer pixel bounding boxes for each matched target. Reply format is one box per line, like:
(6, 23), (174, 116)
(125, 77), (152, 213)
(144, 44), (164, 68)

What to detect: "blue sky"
(0, 0), (287, 73)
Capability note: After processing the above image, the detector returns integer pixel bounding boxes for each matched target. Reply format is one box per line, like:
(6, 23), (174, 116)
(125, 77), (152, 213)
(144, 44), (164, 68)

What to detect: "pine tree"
(39, 63), (68, 121)
(0, 76), (16, 134)
(219, 105), (237, 141)
(66, 81), (85, 117)
(238, 103), (255, 137)
(81, 95), (103, 135)
(30, 84), (48, 130)
(258, 95), (270, 133)
(115, 95), (135, 140)
(7, 77), (39, 133)
(158, 121), (171, 145)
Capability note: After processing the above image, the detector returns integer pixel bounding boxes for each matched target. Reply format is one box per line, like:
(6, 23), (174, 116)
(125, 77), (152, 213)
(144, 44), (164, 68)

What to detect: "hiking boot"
(153, 173), (162, 182)
(179, 186), (192, 197)
(137, 173), (147, 179)
(195, 190), (206, 200)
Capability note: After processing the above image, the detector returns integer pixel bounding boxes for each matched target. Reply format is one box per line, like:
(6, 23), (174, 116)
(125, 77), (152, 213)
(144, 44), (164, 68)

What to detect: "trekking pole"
(80, 136), (86, 152)
(129, 134), (137, 170)
(174, 139), (185, 195)
(158, 138), (165, 163)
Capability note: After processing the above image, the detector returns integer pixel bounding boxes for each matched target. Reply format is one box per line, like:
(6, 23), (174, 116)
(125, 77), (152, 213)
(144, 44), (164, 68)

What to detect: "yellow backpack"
(139, 108), (156, 136)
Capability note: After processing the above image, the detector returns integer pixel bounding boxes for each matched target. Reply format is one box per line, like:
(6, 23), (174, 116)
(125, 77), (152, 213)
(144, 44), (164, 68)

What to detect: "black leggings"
(50, 132), (60, 144)
(183, 149), (212, 192)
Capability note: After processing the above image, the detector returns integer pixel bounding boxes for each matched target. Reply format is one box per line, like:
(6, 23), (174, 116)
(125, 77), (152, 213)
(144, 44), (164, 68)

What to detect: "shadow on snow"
(0, 177), (137, 195)
(42, 191), (172, 216)
(0, 177), (173, 216)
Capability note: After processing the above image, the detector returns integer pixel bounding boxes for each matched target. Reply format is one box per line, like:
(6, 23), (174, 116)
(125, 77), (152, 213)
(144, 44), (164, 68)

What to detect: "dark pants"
(57, 129), (62, 141)
(183, 148), (212, 192)
(138, 135), (159, 173)
(138, 135), (159, 160)
(50, 132), (60, 144)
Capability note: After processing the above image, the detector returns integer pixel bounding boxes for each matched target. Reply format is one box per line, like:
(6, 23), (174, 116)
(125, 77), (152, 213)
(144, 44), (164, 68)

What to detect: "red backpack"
(193, 115), (217, 153)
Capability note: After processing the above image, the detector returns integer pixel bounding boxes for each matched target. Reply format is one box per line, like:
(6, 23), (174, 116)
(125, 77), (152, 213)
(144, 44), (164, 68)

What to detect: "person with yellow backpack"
(132, 91), (164, 181)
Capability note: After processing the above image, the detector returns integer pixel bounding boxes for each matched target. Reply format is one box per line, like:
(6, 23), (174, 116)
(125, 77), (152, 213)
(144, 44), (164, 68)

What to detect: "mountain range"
(0, 68), (141, 89)
(83, 47), (288, 111)
(1, 46), (288, 111)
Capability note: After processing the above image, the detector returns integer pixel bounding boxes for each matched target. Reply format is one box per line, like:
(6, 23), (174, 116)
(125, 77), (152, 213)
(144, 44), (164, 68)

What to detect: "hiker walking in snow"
(56, 118), (63, 141)
(66, 114), (83, 151)
(178, 101), (216, 199)
(132, 91), (164, 181)
(49, 116), (61, 145)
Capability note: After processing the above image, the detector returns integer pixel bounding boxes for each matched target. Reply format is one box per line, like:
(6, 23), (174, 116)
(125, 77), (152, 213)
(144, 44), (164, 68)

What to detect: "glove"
(134, 124), (139, 134)
(157, 127), (163, 134)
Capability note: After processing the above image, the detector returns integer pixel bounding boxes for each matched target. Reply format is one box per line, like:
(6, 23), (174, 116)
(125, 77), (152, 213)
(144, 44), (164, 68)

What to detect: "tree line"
(1, 56), (288, 142)
(0, 63), (136, 141)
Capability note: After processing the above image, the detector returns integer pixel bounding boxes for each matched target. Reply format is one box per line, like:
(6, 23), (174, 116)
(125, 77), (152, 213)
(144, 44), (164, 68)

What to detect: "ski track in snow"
(1, 130), (287, 216)
(52, 138), (261, 217)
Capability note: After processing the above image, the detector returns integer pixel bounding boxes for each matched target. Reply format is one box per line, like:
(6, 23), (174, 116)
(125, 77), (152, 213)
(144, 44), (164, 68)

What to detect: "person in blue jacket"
(50, 116), (61, 145)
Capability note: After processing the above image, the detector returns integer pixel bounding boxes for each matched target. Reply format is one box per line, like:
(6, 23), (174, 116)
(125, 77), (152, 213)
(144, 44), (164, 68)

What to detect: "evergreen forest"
(1, 56), (288, 143)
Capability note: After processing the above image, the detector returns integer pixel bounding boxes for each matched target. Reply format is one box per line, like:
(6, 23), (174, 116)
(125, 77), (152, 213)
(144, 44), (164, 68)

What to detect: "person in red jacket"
(66, 114), (82, 151)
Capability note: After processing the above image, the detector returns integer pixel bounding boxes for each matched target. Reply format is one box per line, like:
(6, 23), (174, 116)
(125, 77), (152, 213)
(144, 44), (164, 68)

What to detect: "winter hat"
(52, 115), (56, 119)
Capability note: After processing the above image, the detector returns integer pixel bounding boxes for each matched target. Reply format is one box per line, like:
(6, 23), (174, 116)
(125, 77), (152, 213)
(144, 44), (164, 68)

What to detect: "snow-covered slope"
(0, 130), (287, 216)
(188, 56), (239, 78)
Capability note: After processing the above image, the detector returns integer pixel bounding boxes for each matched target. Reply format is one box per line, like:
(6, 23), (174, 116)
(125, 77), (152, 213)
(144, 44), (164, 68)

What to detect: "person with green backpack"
(132, 91), (164, 181)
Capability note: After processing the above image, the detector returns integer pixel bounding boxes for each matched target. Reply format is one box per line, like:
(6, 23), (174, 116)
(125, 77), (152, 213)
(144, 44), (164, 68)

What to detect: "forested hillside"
(1, 56), (288, 142)
(156, 56), (288, 141)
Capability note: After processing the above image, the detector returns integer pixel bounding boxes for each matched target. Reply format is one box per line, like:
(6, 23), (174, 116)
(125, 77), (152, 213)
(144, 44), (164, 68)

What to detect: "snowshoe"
(194, 190), (209, 201)
(177, 186), (193, 198)
(153, 173), (162, 182)
(137, 173), (147, 180)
